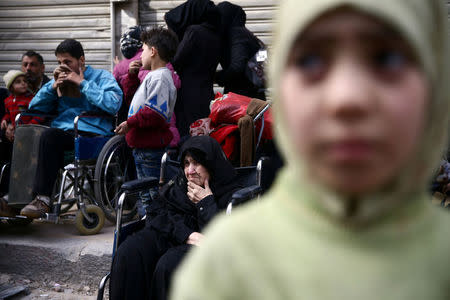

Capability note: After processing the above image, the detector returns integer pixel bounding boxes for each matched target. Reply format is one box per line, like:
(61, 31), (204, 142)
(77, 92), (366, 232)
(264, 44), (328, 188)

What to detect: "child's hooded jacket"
(170, 1), (450, 299)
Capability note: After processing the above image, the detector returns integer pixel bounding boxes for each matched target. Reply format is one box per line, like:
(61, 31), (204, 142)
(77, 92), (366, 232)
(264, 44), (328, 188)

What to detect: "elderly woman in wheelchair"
(109, 136), (242, 300)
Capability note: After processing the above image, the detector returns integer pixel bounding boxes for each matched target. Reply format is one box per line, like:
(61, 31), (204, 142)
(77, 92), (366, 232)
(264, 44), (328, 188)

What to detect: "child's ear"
(151, 46), (158, 57)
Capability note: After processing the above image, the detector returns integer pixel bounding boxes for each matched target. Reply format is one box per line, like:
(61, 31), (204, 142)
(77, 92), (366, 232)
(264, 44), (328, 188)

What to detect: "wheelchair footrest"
(120, 177), (159, 192)
(45, 213), (59, 223)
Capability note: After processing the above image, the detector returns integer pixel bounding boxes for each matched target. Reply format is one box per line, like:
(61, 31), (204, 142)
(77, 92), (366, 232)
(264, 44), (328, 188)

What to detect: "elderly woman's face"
(280, 9), (428, 195)
(184, 154), (210, 187)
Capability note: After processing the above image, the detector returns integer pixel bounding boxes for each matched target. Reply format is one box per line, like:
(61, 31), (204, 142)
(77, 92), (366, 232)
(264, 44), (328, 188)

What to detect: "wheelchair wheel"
(75, 204), (105, 235)
(94, 135), (137, 223)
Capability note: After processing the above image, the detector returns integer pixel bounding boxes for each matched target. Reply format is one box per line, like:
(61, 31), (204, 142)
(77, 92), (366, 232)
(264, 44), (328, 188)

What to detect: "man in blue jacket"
(20, 39), (123, 218)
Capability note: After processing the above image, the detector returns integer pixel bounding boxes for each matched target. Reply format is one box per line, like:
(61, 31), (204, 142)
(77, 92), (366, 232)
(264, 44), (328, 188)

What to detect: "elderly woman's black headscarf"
(179, 136), (237, 197)
(147, 136), (240, 238)
(164, 0), (220, 40)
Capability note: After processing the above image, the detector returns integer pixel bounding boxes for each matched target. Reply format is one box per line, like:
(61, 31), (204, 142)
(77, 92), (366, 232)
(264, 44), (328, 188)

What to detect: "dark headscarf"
(217, 1), (246, 35)
(179, 136), (236, 197)
(120, 25), (143, 59)
(165, 0), (220, 40)
(147, 135), (240, 239)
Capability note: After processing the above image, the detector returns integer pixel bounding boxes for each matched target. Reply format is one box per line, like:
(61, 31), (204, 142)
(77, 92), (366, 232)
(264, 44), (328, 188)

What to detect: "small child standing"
(1, 70), (34, 163)
(0, 70), (34, 205)
(115, 27), (179, 216)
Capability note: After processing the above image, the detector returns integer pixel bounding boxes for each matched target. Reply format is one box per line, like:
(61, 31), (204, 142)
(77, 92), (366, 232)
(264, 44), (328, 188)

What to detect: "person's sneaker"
(20, 196), (50, 218)
(0, 196), (19, 217)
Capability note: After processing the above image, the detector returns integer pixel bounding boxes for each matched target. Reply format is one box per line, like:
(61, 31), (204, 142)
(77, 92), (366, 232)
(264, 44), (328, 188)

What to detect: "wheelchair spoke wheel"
(94, 135), (137, 223)
(51, 170), (77, 214)
(75, 204), (105, 235)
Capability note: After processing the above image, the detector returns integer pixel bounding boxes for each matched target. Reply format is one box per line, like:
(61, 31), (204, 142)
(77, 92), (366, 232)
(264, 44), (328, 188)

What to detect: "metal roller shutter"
(139, 0), (278, 46)
(0, 0), (112, 87)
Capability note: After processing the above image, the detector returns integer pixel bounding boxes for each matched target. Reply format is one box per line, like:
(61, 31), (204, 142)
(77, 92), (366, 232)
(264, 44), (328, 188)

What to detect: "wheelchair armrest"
(231, 185), (263, 205)
(16, 110), (57, 126)
(74, 111), (116, 137)
(226, 185), (263, 215)
(19, 109), (57, 118)
(78, 111), (115, 119)
(120, 177), (159, 192)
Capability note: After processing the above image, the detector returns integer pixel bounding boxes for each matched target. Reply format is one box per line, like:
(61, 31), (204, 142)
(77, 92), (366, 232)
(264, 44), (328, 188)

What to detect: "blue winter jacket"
(29, 66), (123, 136)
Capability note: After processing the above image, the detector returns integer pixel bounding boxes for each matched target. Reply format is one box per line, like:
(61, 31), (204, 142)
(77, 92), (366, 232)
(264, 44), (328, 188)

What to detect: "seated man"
(21, 50), (51, 95)
(17, 38), (122, 218)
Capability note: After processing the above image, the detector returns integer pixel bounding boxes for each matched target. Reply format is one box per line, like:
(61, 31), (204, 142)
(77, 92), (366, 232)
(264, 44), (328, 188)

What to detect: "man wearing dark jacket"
(21, 50), (51, 94)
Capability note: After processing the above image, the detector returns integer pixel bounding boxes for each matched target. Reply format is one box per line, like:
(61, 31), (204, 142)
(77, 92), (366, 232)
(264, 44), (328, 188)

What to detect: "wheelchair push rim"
(94, 135), (137, 223)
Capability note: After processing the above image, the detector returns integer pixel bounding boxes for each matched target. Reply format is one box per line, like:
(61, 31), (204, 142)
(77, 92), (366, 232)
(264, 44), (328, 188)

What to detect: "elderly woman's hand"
(186, 232), (204, 246)
(187, 179), (212, 204)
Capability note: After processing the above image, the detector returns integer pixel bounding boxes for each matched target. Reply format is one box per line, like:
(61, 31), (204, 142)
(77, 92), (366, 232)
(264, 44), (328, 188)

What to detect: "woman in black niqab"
(215, 1), (266, 100)
(164, 0), (219, 40)
(109, 136), (241, 300)
(165, 0), (222, 137)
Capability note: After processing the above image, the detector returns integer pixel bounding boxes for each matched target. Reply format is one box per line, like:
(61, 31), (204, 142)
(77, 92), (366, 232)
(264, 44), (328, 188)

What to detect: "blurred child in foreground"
(170, 0), (450, 299)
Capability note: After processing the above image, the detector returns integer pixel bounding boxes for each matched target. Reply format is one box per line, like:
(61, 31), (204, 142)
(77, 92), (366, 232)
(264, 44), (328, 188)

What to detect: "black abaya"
(165, 0), (222, 137)
(109, 136), (241, 300)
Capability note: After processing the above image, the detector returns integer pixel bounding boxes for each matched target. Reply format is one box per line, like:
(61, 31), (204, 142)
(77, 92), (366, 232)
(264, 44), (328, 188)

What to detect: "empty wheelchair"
(1, 111), (137, 234)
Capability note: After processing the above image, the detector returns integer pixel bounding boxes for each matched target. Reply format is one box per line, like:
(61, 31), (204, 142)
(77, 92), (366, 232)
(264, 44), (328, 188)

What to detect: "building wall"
(1, 0), (450, 87)
(0, 0), (111, 86)
(139, 0), (277, 46)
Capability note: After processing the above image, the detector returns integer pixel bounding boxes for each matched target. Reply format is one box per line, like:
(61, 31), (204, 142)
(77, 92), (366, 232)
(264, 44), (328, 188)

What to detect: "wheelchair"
(96, 149), (273, 299)
(0, 111), (137, 234)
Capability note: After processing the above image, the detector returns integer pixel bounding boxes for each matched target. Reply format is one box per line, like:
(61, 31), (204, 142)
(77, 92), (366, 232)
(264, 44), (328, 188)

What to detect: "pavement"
(0, 216), (116, 298)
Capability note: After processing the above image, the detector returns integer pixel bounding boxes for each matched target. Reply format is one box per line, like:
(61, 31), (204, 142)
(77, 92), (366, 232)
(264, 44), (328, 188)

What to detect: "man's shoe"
(0, 197), (19, 217)
(20, 196), (50, 219)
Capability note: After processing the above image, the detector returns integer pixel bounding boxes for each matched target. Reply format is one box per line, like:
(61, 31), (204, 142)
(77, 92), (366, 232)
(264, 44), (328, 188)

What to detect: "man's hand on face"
(64, 66), (84, 86)
(52, 65), (84, 90)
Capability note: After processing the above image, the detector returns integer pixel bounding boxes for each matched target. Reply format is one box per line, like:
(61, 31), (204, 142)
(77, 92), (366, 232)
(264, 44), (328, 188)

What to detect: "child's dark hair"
(141, 27), (179, 62)
(55, 39), (85, 59)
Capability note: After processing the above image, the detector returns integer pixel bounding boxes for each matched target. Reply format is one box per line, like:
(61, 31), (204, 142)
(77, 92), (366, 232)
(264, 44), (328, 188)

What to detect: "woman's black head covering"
(217, 1), (246, 34)
(120, 25), (143, 59)
(165, 0), (220, 40)
(179, 136), (236, 195)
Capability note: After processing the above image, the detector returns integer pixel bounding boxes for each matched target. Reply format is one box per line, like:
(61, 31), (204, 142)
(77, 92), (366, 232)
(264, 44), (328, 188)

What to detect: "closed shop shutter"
(0, 0), (111, 86)
(139, 0), (278, 46)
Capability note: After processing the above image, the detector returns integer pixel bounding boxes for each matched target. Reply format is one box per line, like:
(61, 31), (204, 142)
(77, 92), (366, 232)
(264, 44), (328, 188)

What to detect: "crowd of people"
(0, 0), (264, 220)
(1, 0), (450, 299)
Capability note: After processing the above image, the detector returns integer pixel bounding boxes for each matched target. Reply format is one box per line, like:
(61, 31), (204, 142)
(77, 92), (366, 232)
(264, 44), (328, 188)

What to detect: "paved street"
(0, 216), (116, 299)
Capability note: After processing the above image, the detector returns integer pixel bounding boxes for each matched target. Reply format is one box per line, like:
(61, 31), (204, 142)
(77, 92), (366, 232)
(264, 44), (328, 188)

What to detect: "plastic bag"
(189, 118), (213, 136)
(209, 92), (252, 126)
(210, 125), (239, 162)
